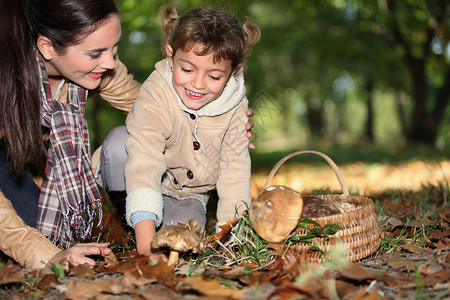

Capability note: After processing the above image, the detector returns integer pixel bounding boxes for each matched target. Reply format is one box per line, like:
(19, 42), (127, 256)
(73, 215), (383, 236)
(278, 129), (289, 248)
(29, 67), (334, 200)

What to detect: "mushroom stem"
(167, 250), (179, 266)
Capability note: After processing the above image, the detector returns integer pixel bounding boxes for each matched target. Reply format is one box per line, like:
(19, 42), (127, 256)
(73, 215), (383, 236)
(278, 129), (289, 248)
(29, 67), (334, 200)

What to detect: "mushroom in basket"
(151, 223), (204, 266)
(249, 185), (304, 243)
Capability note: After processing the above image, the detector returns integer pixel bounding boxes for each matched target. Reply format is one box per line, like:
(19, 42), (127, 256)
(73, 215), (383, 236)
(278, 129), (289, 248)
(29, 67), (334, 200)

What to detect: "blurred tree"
(86, 0), (449, 150)
(383, 0), (449, 144)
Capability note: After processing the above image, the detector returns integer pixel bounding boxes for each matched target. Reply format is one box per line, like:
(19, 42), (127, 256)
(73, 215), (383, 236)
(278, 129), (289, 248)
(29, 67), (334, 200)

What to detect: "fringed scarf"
(35, 51), (102, 248)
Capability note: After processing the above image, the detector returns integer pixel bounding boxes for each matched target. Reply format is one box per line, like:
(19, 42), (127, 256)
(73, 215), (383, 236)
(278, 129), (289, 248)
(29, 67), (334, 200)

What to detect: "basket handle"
(264, 150), (350, 199)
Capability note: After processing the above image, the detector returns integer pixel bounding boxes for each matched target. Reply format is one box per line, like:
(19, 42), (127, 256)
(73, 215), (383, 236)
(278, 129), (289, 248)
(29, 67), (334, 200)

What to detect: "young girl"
(124, 6), (260, 256)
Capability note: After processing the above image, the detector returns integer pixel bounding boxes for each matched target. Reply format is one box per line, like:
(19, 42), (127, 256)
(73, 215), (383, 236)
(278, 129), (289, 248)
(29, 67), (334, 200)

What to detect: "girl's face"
(166, 44), (239, 110)
(39, 14), (122, 91)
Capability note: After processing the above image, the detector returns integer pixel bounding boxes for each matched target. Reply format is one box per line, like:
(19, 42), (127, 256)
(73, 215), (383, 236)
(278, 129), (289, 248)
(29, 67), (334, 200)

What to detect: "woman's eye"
(89, 53), (102, 59)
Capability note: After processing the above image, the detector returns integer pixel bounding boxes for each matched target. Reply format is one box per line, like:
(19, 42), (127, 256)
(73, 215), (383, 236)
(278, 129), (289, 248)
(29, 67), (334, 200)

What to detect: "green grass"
(374, 182), (449, 254)
(250, 144), (450, 170)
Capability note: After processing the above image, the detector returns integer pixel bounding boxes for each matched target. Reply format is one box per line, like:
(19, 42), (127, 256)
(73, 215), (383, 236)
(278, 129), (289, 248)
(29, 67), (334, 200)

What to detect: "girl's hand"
(246, 108), (255, 149)
(44, 242), (111, 272)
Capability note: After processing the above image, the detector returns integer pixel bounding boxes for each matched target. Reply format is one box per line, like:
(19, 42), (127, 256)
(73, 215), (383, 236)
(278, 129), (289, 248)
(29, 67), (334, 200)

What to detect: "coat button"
(189, 113), (196, 120)
(187, 170), (193, 179)
(193, 141), (200, 150)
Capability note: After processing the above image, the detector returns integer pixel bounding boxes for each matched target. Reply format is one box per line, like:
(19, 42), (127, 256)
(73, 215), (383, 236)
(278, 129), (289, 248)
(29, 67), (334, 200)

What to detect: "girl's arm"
(134, 219), (156, 256)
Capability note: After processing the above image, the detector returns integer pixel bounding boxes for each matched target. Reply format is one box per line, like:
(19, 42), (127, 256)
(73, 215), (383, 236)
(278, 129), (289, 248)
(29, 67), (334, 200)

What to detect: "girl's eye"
(210, 75), (221, 81)
(181, 67), (192, 73)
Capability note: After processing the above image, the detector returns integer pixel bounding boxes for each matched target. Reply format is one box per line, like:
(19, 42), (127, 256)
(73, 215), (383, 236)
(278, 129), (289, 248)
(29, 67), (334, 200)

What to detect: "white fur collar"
(160, 59), (246, 117)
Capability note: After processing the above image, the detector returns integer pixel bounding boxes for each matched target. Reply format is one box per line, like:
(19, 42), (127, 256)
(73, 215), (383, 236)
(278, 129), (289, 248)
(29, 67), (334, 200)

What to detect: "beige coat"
(0, 57), (140, 269)
(125, 59), (251, 228)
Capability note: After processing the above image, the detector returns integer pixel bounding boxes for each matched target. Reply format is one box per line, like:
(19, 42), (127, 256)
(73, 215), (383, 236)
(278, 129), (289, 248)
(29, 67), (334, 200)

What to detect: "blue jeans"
(0, 147), (40, 227)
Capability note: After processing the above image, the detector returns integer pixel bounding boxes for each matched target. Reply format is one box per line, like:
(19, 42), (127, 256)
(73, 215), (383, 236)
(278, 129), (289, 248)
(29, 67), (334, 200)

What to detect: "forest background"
(86, 0), (450, 182)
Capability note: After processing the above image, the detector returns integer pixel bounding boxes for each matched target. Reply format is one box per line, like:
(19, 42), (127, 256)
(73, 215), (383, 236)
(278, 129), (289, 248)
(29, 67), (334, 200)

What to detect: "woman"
(0, 0), (253, 269)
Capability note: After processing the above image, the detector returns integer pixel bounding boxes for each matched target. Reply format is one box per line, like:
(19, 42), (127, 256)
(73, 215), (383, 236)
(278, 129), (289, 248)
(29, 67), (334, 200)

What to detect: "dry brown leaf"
(36, 273), (59, 291)
(335, 279), (358, 298)
(103, 250), (119, 266)
(65, 279), (128, 300)
(0, 261), (24, 285)
(395, 243), (422, 253)
(387, 257), (417, 270)
(429, 229), (450, 241)
(268, 287), (302, 300)
(273, 250), (303, 277)
(204, 220), (237, 248)
(337, 263), (377, 281)
(427, 269), (450, 281)
(267, 242), (287, 256)
(349, 287), (387, 300)
(69, 263), (96, 279)
(294, 276), (329, 299)
(183, 276), (243, 299)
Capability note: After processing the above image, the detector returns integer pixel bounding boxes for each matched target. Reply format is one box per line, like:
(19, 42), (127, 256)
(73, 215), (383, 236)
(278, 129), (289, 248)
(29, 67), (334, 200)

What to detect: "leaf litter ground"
(0, 159), (449, 299)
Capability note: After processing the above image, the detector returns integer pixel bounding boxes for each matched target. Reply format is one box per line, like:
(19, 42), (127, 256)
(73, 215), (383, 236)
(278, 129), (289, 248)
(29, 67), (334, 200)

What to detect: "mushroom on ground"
(151, 225), (204, 266)
(302, 196), (341, 218)
(249, 185), (303, 243)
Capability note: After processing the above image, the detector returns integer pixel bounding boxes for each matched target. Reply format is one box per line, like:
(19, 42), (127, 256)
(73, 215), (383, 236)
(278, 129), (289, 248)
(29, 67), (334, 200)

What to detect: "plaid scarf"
(35, 51), (102, 248)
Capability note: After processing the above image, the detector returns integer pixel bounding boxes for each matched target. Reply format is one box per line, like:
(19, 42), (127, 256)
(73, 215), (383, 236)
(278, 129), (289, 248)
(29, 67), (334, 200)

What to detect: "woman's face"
(41, 14), (122, 90)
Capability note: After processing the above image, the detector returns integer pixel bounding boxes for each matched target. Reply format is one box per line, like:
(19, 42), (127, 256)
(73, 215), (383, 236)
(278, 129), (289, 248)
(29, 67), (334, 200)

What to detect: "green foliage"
(199, 212), (343, 268)
(51, 263), (66, 282)
(289, 219), (342, 245)
(85, 0), (450, 151)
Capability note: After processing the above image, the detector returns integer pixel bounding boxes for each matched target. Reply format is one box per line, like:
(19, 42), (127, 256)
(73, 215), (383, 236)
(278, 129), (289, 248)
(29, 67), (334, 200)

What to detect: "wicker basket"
(263, 150), (381, 262)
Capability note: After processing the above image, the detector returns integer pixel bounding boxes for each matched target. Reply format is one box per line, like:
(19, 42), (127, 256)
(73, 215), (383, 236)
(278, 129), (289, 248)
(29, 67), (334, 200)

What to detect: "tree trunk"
(306, 96), (323, 142)
(365, 78), (374, 143)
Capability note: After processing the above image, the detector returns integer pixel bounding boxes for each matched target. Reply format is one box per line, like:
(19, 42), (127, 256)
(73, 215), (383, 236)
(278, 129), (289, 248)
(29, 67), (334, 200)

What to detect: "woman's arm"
(95, 57), (142, 114)
(0, 189), (61, 269)
(0, 190), (114, 269)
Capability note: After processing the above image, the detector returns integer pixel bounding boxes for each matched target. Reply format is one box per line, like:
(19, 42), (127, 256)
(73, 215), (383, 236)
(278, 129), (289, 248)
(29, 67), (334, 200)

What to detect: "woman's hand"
(246, 108), (255, 149)
(43, 242), (111, 272)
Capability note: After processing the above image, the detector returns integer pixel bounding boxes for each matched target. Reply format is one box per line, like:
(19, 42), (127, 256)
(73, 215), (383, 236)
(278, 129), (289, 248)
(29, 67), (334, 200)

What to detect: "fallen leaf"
(183, 276), (243, 299)
(204, 220), (237, 248)
(65, 278), (127, 300)
(36, 273), (59, 290)
(69, 263), (96, 279)
(335, 279), (358, 298)
(337, 263), (377, 281)
(429, 229), (450, 241)
(103, 251), (119, 266)
(0, 261), (24, 285)
(387, 257), (417, 270)
(395, 243), (422, 253)
(348, 287), (387, 300)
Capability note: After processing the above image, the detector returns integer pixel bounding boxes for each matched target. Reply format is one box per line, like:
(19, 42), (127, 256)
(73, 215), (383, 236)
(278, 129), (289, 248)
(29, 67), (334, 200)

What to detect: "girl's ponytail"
(160, 5), (179, 52)
(243, 20), (261, 57)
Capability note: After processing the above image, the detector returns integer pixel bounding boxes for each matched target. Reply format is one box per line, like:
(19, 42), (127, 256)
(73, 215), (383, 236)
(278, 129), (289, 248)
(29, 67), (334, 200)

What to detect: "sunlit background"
(86, 0), (450, 193)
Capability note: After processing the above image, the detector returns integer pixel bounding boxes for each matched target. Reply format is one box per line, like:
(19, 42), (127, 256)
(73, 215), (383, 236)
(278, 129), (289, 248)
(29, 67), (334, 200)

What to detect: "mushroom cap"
(302, 195), (341, 218)
(249, 185), (304, 242)
(151, 225), (203, 253)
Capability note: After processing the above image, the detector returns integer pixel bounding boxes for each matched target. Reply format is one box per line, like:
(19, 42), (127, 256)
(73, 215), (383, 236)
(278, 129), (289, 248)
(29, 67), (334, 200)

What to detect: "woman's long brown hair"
(0, 0), (117, 177)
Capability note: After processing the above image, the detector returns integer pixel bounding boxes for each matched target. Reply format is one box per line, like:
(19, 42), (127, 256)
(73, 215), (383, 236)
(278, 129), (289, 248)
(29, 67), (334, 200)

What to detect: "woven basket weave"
(264, 150), (381, 262)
